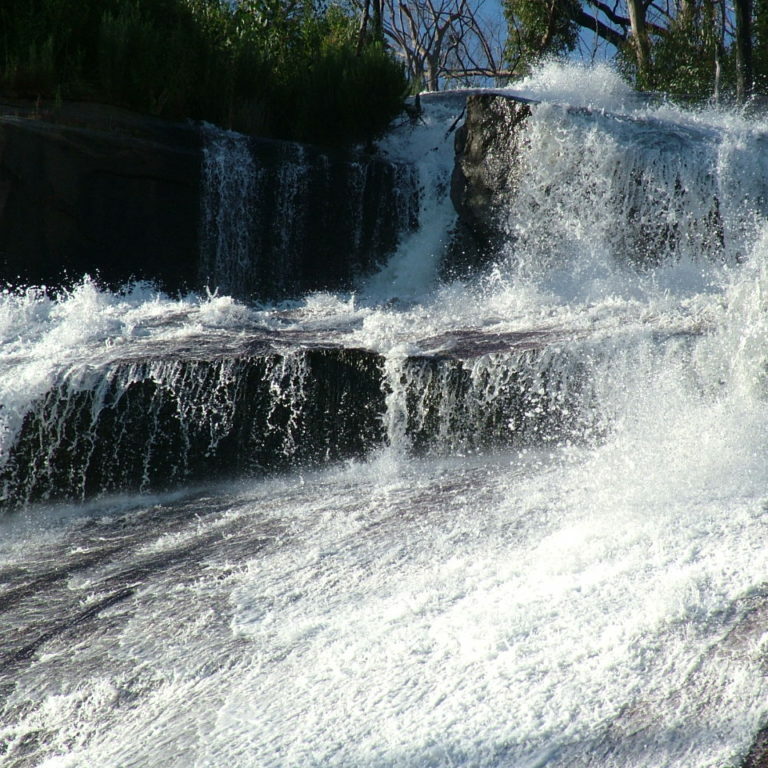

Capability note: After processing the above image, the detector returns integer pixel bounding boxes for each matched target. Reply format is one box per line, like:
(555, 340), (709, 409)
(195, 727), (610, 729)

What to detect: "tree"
(626, 0), (652, 85)
(651, 0), (724, 99)
(753, 0), (768, 89)
(355, 0), (384, 52)
(504, 0), (581, 70)
(504, 0), (669, 85)
(504, 0), (766, 103)
(353, 0), (512, 90)
(734, 0), (754, 98)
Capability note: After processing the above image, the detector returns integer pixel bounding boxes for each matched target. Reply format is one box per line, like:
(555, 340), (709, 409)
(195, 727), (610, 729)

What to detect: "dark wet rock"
(743, 727), (768, 767)
(0, 107), (201, 291)
(2, 324), (697, 507)
(390, 348), (593, 456)
(0, 346), (386, 506)
(445, 94), (532, 275)
(445, 92), (735, 272)
(0, 306), (702, 508)
(0, 326), (589, 507)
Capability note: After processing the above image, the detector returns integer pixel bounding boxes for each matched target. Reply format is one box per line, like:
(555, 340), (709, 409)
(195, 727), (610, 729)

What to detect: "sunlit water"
(1, 62), (768, 767)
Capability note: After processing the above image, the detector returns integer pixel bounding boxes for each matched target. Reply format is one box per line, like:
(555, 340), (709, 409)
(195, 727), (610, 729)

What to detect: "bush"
(0, 0), (407, 146)
(289, 43), (407, 145)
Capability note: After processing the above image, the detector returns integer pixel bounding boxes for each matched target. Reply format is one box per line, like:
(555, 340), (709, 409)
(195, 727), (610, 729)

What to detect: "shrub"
(0, 0), (407, 146)
(289, 43), (408, 145)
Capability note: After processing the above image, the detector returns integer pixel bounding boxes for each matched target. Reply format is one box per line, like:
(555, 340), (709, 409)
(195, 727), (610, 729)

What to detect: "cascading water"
(1, 62), (768, 768)
(199, 124), (420, 299)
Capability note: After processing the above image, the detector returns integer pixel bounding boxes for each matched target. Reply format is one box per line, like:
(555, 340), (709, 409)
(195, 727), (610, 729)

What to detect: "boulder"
(446, 92), (735, 273)
(446, 94), (532, 275)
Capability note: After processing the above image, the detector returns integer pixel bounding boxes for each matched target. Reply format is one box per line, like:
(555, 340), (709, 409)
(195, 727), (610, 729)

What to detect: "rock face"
(447, 92), (739, 273)
(446, 94), (532, 274)
(0, 109), (202, 291)
(0, 102), (418, 298)
(1, 346), (386, 506)
(0, 328), (578, 507)
(744, 727), (768, 768)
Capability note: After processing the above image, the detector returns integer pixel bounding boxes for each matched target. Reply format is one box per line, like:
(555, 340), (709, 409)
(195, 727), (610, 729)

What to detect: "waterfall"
(0, 343), (386, 506)
(1, 62), (768, 768)
(200, 128), (257, 294)
(503, 102), (768, 280)
(199, 124), (420, 300)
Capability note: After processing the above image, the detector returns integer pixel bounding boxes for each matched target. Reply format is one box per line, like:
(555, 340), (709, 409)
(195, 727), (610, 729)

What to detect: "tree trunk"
(626, 0), (652, 87)
(356, 0), (371, 55)
(425, 55), (439, 91)
(372, 0), (384, 41)
(711, 0), (727, 104)
(735, 0), (754, 102)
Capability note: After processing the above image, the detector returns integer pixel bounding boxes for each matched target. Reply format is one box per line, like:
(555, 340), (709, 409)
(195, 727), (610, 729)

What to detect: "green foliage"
(0, 0), (406, 146)
(754, 0), (768, 92)
(643, 1), (723, 99)
(504, 0), (580, 72)
(289, 43), (407, 145)
(98, 2), (195, 114)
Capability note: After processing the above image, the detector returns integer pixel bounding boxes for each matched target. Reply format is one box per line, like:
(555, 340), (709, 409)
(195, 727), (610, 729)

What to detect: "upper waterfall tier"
(0, 108), (420, 300)
(449, 91), (768, 277)
(200, 126), (419, 299)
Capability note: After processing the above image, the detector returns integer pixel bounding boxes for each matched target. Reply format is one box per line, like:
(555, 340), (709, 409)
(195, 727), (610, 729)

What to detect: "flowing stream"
(1, 63), (768, 767)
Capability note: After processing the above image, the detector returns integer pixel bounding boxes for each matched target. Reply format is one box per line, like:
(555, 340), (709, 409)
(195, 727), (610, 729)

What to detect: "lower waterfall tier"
(2, 346), (384, 506)
(0, 322), (701, 508)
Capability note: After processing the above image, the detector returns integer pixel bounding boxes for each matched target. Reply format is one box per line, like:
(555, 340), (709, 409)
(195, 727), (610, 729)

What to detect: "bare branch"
(574, 7), (628, 47)
(382, 0), (509, 90)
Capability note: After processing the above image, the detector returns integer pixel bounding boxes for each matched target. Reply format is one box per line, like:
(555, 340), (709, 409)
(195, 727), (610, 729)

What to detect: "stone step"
(1, 346), (385, 506)
(2, 325), (694, 508)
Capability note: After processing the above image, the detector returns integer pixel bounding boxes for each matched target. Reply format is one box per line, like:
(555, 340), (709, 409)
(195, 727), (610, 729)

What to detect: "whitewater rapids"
(1, 62), (767, 767)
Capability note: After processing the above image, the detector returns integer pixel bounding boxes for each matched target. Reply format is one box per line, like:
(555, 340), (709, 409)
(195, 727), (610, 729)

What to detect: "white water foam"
(361, 96), (460, 302)
(0, 280), (254, 469)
